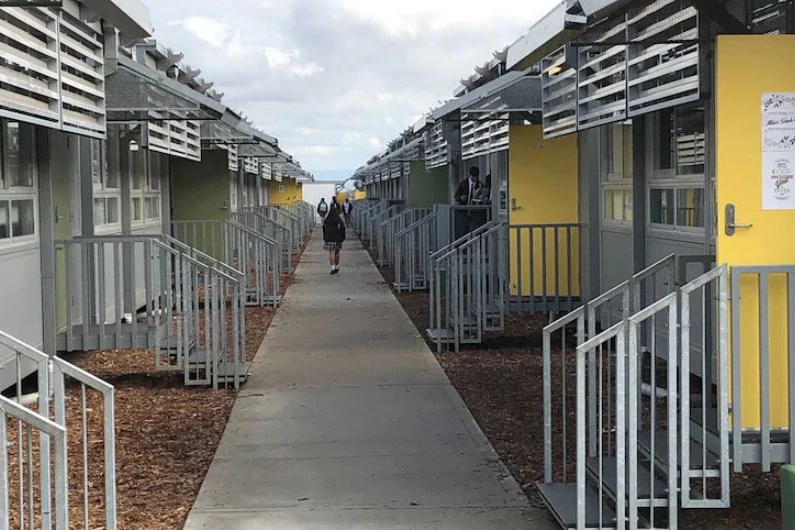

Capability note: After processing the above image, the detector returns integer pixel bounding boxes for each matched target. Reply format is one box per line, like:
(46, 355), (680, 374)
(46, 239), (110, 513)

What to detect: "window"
(604, 188), (633, 222)
(148, 152), (161, 191)
(130, 150), (143, 190)
(0, 120), (37, 244)
(647, 107), (706, 231)
(145, 196), (160, 220)
(92, 136), (121, 230)
(603, 122), (633, 224)
(132, 150), (161, 226)
(605, 122), (633, 180)
(93, 197), (120, 226)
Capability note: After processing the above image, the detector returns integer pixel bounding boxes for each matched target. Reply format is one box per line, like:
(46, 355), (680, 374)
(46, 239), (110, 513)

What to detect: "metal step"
(157, 332), (197, 353)
(57, 323), (156, 352)
(426, 328), (453, 343)
(216, 361), (251, 384)
(537, 482), (617, 529)
(585, 456), (668, 507)
(638, 430), (720, 470)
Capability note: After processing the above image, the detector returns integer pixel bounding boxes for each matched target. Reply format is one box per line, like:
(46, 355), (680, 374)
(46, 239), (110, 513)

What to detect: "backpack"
(318, 201), (328, 215)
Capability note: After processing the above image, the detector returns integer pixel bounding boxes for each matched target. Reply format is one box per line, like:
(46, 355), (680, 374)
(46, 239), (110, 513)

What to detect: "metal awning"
(105, 55), (225, 122)
(200, 109), (262, 146)
(430, 70), (526, 121)
(200, 120), (256, 146)
(237, 142), (278, 157)
(506, 1), (585, 71)
(81, 0), (153, 41)
(383, 138), (423, 163)
(461, 74), (542, 119)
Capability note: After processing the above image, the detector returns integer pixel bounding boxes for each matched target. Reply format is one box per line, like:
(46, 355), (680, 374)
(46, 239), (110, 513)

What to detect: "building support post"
(38, 129), (57, 354)
(632, 116), (647, 278)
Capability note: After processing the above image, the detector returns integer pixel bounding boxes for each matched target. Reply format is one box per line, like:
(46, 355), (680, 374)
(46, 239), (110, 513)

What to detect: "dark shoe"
(331, 269), (339, 275)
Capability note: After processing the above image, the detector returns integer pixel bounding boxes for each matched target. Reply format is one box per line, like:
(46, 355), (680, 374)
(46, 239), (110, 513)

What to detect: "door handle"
(725, 203), (752, 236)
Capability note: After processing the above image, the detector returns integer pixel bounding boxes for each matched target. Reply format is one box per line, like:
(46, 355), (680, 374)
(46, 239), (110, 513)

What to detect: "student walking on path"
(317, 198), (329, 222)
(323, 206), (346, 275)
(342, 197), (353, 226)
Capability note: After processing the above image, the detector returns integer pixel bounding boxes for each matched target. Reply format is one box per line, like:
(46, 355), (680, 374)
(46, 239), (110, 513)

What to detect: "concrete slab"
(183, 230), (556, 529)
(184, 507), (552, 530)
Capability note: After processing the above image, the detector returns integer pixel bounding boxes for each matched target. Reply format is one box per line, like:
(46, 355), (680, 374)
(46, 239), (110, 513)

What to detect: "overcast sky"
(147, 1), (558, 180)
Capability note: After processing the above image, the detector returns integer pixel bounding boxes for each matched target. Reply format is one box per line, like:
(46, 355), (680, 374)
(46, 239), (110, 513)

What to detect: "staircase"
(0, 330), (117, 529)
(55, 234), (248, 389)
(538, 259), (730, 529)
(427, 221), (507, 352)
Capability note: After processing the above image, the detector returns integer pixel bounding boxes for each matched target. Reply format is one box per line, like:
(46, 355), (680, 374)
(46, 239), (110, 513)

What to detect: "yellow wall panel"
(268, 178), (302, 205)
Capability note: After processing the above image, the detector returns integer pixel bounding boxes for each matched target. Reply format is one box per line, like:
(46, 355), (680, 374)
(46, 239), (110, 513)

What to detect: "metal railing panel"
(575, 321), (627, 530)
(172, 218), (280, 308)
(394, 212), (438, 292)
(730, 265), (795, 472)
(680, 265), (730, 509)
(542, 306), (586, 484)
(508, 224), (581, 314)
(627, 293), (679, 530)
(0, 330), (117, 530)
(0, 395), (67, 530)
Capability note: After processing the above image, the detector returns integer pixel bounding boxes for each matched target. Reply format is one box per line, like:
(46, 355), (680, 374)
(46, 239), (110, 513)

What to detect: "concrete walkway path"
(183, 230), (555, 529)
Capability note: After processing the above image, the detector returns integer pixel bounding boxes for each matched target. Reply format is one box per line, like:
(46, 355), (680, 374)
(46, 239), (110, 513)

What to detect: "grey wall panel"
(647, 233), (711, 377)
(0, 246), (44, 390)
(600, 230), (634, 292)
(579, 128), (601, 301)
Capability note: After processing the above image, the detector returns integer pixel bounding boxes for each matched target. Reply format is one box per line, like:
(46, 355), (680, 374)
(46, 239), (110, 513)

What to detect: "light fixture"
(548, 65), (563, 76)
(129, 140), (139, 152)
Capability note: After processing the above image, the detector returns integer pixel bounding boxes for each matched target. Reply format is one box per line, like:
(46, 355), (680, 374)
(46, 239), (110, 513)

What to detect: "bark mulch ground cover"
(365, 242), (783, 530)
(4, 236), (312, 530)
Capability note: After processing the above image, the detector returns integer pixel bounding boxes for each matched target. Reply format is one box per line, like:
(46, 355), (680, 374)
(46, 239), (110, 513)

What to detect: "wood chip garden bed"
(367, 245), (783, 530)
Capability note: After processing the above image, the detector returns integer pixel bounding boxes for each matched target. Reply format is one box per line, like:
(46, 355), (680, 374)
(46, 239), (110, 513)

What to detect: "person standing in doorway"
(455, 166), (483, 205)
(317, 197), (329, 222)
(454, 166), (483, 237)
(323, 206), (346, 275)
(342, 197), (353, 226)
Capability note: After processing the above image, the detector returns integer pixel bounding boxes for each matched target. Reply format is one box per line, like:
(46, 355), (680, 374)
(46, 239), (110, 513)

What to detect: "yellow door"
(507, 124), (580, 299)
(716, 35), (795, 430)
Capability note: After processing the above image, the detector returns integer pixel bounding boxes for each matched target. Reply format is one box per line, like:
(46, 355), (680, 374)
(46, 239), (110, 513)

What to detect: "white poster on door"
(762, 153), (795, 210)
(762, 94), (795, 210)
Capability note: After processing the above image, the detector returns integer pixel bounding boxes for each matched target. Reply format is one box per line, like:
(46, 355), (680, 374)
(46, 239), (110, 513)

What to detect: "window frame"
(92, 137), (122, 234)
(602, 121), (634, 228)
(645, 106), (707, 234)
(0, 120), (38, 249)
(131, 149), (162, 229)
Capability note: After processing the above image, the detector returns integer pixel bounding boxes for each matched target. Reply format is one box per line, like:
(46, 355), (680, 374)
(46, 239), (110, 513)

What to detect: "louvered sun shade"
(540, 0), (701, 138)
(424, 120), (448, 169)
(626, 0), (700, 117)
(542, 46), (578, 138)
(0, 6), (105, 137)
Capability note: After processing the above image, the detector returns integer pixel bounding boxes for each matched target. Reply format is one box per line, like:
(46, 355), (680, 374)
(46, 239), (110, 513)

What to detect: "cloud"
(148, 0), (559, 177)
